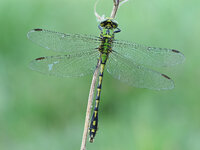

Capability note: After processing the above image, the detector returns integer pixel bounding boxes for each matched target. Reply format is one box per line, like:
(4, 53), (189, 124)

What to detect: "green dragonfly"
(27, 18), (185, 142)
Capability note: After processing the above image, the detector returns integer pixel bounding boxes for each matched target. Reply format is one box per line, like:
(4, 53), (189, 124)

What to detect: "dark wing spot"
(35, 57), (45, 60)
(172, 49), (180, 53)
(34, 28), (43, 31)
(161, 74), (171, 80)
(64, 54), (71, 58)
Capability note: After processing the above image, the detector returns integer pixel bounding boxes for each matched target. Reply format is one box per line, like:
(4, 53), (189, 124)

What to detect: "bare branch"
(80, 61), (100, 150)
(110, 0), (128, 19)
(81, 1), (129, 149)
(110, 0), (120, 19)
(94, 0), (102, 21)
(119, 0), (129, 7)
(95, 0), (128, 21)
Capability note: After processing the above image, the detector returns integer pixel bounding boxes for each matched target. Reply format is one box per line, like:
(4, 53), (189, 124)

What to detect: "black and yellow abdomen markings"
(89, 18), (120, 142)
(89, 54), (107, 142)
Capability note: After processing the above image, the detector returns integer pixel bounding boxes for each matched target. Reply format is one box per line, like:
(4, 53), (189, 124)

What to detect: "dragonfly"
(27, 18), (185, 142)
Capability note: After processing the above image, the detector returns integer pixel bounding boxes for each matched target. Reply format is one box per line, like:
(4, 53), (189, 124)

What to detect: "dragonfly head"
(100, 18), (118, 29)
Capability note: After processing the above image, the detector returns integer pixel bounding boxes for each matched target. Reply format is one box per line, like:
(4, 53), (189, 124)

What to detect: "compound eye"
(100, 20), (107, 27)
(112, 22), (118, 28)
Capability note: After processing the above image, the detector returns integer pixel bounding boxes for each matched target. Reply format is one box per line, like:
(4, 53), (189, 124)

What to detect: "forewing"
(27, 29), (100, 53)
(107, 52), (174, 90)
(113, 40), (185, 67)
(30, 51), (99, 77)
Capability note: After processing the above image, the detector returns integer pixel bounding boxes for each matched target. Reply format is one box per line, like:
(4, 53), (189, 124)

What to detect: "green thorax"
(98, 19), (118, 55)
(99, 28), (114, 54)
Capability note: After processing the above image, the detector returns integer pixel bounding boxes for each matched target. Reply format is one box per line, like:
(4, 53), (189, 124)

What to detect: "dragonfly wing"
(27, 29), (100, 53)
(107, 52), (174, 90)
(30, 51), (100, 77)
(112, 40), (185, 67)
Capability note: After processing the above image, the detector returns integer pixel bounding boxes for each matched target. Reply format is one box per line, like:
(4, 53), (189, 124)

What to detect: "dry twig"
(110, 0), (120, 19)
(80, 0), (128, 150)
(80, 61), (100, 150)
(110, 0), (128, 18)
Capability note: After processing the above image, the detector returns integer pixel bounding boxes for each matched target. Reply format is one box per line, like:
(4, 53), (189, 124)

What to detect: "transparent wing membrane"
(30, 51), (99, 77)
(113, 40), (185, 67)
(27, 29), (100, 53)
(27, 28), (184, 90)
(107, 52), (174, 90)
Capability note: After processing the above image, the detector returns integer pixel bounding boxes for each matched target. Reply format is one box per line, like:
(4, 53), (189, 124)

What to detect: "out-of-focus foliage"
(0, 0), (199, 150)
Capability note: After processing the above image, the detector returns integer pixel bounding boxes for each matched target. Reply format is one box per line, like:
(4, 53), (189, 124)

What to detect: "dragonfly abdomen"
(89, 54), (108, 142)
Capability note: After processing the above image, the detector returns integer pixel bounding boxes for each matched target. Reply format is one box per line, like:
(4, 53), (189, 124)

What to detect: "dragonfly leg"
(114, 28), (121, 33)
(98, 25), (103, 31)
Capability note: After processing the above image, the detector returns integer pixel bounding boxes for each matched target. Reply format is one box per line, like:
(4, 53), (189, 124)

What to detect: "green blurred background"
(0, 0), (199, 149)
